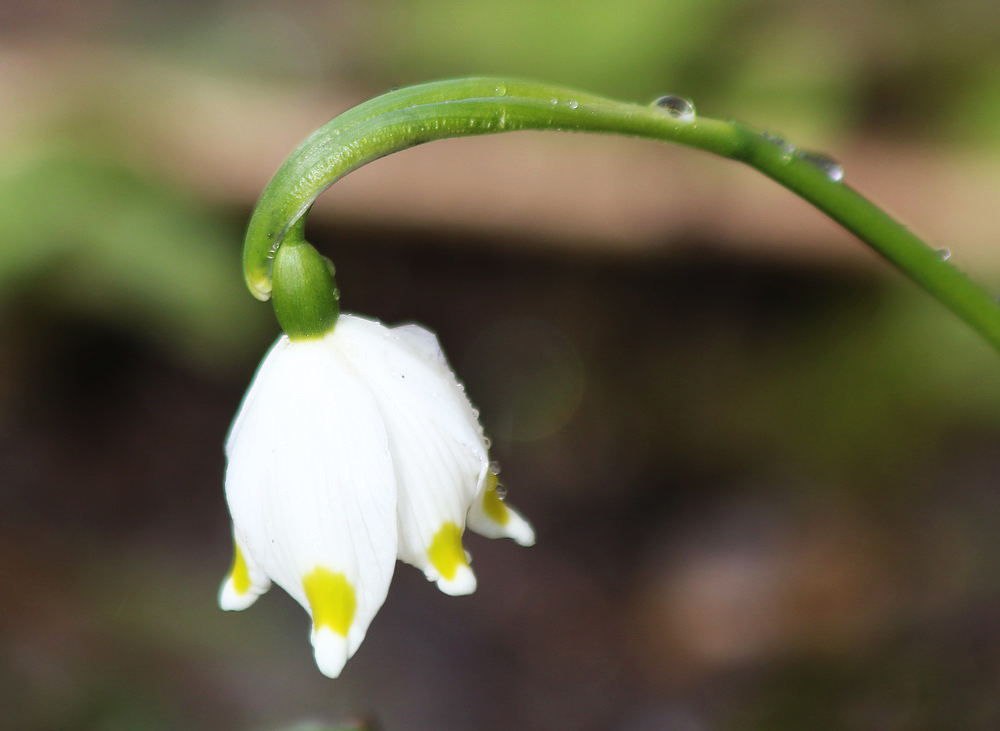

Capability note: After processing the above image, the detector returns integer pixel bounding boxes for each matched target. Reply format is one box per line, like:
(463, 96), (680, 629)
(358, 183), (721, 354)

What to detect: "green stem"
(245, 77), (1000, 353)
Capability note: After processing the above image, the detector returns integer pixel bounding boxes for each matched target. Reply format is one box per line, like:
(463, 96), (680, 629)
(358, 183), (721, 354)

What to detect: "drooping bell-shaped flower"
(218, 239), (534, 678)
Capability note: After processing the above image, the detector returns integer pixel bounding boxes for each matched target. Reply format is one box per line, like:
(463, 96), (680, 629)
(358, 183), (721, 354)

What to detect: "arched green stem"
(245, 77), (1000, 354)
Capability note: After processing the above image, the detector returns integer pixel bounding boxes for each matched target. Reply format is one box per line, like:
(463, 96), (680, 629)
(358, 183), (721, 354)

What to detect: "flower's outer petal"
(224, 336), (398, 678)
(335, 315), (486, 596)
(466, 470), (536, 546)
(218, 530), (272, 610)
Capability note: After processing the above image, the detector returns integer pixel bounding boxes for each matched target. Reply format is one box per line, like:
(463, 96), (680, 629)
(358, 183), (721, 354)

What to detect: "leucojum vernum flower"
(219, 236), (534, 678)
(219, 77), (996, 681)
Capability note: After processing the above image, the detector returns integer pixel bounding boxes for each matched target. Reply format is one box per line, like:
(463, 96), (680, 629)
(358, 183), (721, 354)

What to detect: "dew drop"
(797, 150), (845, 182)
(495, 483), (508, 501)
(762, 132), (796, 160)
(494, 84), (507, 97)
(652, 95), (696, 122)
(489, 460), (502, 475)
(937, 248), (952, 261)
(567, 100), (579, 110)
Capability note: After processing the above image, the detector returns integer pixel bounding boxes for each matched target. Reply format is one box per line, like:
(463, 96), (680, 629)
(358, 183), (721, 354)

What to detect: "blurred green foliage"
(369, 0), (1000, 144)
(106, 0), (1000, 145)
(0, 148), (268, 372)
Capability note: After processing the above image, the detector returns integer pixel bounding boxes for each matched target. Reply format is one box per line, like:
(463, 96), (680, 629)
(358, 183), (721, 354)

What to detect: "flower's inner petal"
(219, 533), (272, 611)
(466, 471), (536, 547)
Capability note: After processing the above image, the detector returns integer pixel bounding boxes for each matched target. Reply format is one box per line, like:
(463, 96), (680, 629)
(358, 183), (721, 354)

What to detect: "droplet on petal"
(483, 483), (510, 522)
(467, 472), (536, 547)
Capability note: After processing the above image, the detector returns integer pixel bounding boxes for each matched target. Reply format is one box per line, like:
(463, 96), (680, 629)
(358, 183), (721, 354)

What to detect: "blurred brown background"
(4, 1), (1000, 729)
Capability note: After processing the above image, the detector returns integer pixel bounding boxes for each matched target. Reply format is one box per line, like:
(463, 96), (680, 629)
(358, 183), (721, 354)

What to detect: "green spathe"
(271, 234), (339, 340)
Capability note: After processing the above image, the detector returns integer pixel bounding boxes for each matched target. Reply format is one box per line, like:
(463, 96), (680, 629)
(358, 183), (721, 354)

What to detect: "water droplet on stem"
(762, 132), (796, 160)
(652, 95), (696, 122)
(797, 150), (845, 182)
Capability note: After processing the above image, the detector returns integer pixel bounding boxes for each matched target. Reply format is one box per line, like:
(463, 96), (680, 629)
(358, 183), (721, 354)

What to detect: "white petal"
(392, 323), (451, 366)
(224, 335), (398, 676)
(225, 337), (287, 459)
(336, 316), (487, 451)
(334, 315), (487, 595)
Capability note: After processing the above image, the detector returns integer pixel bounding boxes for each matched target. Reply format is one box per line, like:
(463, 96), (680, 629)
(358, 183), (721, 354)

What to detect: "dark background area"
(3, 2), (1000, 729)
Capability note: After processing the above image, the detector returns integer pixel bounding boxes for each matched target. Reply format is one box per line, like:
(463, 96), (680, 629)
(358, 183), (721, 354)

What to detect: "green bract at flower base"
(270, 221), (340, 340)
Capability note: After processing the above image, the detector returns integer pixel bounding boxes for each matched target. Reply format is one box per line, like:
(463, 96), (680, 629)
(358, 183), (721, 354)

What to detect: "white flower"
(218, 313), (535, 678)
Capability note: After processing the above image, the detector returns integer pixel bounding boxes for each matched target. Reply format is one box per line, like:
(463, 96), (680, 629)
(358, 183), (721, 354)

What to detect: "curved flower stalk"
(220, 312), (534, 677)
(244, 78), (1000, 354)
